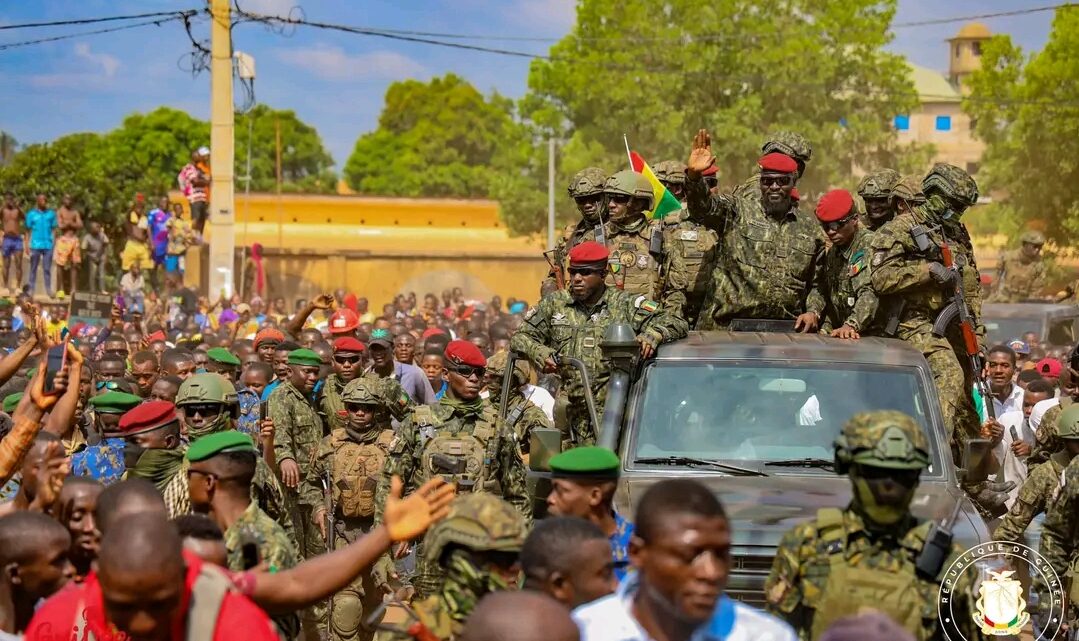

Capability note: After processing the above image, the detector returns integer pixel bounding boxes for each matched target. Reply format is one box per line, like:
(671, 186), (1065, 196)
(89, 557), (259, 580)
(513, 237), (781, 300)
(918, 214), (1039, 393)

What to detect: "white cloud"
(276, 45), (427, 81)
(503, 0), (575, 34)
(74, 42), (120, 77)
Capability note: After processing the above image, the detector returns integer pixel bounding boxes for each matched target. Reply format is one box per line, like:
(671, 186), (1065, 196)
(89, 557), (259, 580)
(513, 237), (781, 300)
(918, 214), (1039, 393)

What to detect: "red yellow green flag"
(629, 151), (683, 221)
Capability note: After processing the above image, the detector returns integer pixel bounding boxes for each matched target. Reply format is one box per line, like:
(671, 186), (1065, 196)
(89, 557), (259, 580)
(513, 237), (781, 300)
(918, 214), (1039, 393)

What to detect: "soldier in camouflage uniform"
(857, 168), (901, 231)
(812, 189), (880, 338)
(544, 167), (608, 291)
(654, 160), (718, 328)
(684, 129), (826, 331)
(1037, 425), (1079, 629)
(303, 379), (396, 641)
(731, 131), (814, 201)
(987, 231), (1049, 303)
(320, 337), (367, 431)
(485, 350), (552, 450)
(373, 493), (526, 641)
(601, 170), (688, 319)
(374, 340), (530, 598)
(994, 404), (1079, 544)
(765, 411), (976, 641)
(510, 241), (688, 446)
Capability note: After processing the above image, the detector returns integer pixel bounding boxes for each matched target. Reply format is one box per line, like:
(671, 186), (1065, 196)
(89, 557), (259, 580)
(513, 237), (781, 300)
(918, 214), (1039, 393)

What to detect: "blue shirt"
(261, 379), (282, 402)
(610, 511), (634, 582)
(237, 387), (261, 441)
(433, 380), (447, 401)
(71, 437), (125, 485)
(26, 208), (57, 250)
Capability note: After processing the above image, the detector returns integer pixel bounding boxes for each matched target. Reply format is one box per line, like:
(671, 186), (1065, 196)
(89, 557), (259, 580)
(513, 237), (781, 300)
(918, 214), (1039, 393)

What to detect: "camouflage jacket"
(662, 214), (719, 327)
(685, 176), (825, 329)
(502, 391), (553, 452)
(373, 595), (460, 641)
(544, 219), (606, 290)
(318, 373), (350, 431)
(299, 425), (395, 525)
(940, 217), (985, 337)
(994, 453), (1070, 543)
(70, 436), (125, 485)
(816, 226), (880, 334)
(1031, 398), (1074, 467)
(269, 380), (325, 475)
(1039, 455), (1079, 590)
(224, 501), (301, 640)
(765, 507), (968, 641)
(870, 207), (956, 323)
(373, 398), (532, 524)
(987, 249), (1048, 303)
(236, 387), (260, 442)
(604, 217), (688, 319)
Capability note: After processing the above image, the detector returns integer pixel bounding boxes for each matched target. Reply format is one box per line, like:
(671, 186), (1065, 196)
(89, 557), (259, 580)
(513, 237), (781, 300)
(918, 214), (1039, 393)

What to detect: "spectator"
(420, 349), (446, 400)
(0, 511), (75, 634)
(521, 516), (616, 609)
(55, 477), (104, 584)
(165, 202), (195, 292)
(57, 194), (83, 234)
(1, 192), (23, 293)
(174, 513), (228, 567)
(462, 592), (580, 641)
(52, 222), (81, 296)
(366, 328), (435, 405)
(81, 221), (110, 294)
(120, 195), (152, 278)
(147, 196), (172, 287)
(178, 147), (211, 235)
(119, 263), (145, 314)
(25, 194), (56, 298)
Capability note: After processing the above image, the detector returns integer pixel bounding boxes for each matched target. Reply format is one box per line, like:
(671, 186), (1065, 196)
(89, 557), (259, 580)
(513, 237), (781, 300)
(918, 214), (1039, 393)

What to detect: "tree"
(964, 6), (1079, 241)
(499, 0), (927, 235)
(344, 74), (527, 198)
(235, 105), (335, 193)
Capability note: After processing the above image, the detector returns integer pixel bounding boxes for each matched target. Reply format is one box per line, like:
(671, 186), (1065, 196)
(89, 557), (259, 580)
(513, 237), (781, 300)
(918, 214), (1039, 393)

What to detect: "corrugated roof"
(909, 63), (961, 103)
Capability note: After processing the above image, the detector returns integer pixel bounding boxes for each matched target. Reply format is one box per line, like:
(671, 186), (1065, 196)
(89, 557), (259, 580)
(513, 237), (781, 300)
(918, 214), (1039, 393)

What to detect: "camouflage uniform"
(987, 231), (1048, 303)
(544, 168), (608, 292)
(1032, 398), (1074, 467)
(654, 161), (718, 328)
(765, 411), (975, 641)
(857, 169), (901, 231)
(269, 380), (328, 560)
(373, 395), (531, 597)
(70, 437), (125, 485)
(319, 373), (352, 431)
(993, 452), (1071, 543)
(815, 225), (880, 335)
(1037, 407), (1079, 627)
(510, 286), (688, 446)
(302, 380), (395, 641)
(373, 494), (527, 641)
(486, 351), (553, 450)
(225, 501), (301, 640)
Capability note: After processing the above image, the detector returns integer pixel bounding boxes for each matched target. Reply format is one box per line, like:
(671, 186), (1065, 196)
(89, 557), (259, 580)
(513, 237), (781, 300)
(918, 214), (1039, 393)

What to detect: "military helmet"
(761, 131), (813, 165)
(486, 350), (529, 386)
(1021, 230), (1046, 246)
(604, 170), (654, 209)
(566, 167), (607, 198)
(1056, 405), (1079, 440)
(340, 378), (380, 406)
(175, 372), (238, 407)
(857, 169), (901, 199)
(653, 160), (687, 185)
(423, 493), (527, 566)
(922, 163), (979, 207)
(834, 410), (930, 472)
(892, 175), (927, 205)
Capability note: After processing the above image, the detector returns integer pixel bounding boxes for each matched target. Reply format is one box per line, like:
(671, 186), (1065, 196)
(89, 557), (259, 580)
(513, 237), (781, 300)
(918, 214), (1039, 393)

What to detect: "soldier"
(205, 347), (241, 384)
(374, 493), (527, 641)
(187, 430), (301, 640)
(374, 340), (529, 598)
(684, 130), (826, 331)
(856, 169), (901, 231)
(1037, 429), (1079, 627)
(510, 242), (688, 445)
(732, 131), (814, 201)
(545, 167), (608, 291)
(118, 401), (188, 517)
(320, 337), (367, 431)
(600, 170), (688, 319)
(812, 190), (880, 339)
(269, 348), (327, 561)
(765, 411), (976, 641)
(988, 231), (1048, 302)
(484, 350), (552, 450)
(302, 379), (395, 641)
(654, 160), (718, 328)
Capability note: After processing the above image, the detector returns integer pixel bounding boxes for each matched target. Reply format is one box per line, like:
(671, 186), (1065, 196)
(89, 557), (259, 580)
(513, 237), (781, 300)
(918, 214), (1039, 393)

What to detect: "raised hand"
(383, 476), (456, 543)
(687, 129), (716, 176)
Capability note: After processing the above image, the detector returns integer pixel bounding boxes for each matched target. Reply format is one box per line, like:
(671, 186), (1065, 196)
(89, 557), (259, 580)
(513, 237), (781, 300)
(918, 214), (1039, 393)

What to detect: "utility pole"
(547, 137), (556, 249)
(208, 0), (235, 298)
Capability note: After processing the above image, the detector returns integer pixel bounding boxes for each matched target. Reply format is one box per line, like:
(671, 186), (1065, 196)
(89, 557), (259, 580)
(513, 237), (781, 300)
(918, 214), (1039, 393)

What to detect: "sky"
(0, 0), (1056, 169)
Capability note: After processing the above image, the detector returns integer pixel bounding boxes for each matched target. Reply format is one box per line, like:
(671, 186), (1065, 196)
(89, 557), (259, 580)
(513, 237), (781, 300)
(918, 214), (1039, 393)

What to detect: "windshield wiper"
(763, 458), (835, 470)
(634, 456), (768, 477)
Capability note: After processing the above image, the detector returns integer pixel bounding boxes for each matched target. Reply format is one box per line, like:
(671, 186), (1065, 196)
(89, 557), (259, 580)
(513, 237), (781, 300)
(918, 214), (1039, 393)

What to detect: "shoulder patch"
(524, 306), (537, 320)
(679, 229), (699, 241)
(635, 296), (659, 313)
(872, 250), (885, 267)
(849, 249), (867, 276)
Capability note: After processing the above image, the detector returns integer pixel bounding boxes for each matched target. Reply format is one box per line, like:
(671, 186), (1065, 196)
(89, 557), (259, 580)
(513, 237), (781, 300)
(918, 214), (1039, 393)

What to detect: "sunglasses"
(607, 194), (632, 204)
(821, 214), (857, 232)
(568, 267), (606, 277)
(760, 175), (794, 188)
(95, 380), (123, 391)
(333, 355), (362, 365)
(180, 403), (223, 418)
(345, 402), (378, 413)
(449, 365), (486, 379)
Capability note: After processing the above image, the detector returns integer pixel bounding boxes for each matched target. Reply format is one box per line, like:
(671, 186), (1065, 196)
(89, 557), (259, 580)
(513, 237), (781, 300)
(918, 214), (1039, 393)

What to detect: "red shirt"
(24, 551), (278, 641)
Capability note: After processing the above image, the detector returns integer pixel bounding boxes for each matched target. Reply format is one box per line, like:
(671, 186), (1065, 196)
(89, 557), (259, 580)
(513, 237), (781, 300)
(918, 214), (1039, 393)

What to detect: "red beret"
(790, 187), (801, 201)
(332, 337), (365, 353)
(815, 189), (854, 222)
(701, 165), (718, 177)
(445, 339), (487, 368)
(422, 328), (447, 340)
(568, 241), (609, 266)
(1037, 358), (1062, 379)
(329, 309), (359, 334)
(118, 400), (178, 435)
(146, 330), (167, 344)
(253, 328), (285, 349)
(758, 152), (798, 174)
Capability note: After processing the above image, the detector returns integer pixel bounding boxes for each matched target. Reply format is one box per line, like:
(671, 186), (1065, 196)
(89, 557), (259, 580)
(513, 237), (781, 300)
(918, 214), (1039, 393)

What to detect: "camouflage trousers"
(564, 388), (607, 447)
(286, 492), (328, 641)
(330, 522), (382, 641)
(897, 320), (974, 457)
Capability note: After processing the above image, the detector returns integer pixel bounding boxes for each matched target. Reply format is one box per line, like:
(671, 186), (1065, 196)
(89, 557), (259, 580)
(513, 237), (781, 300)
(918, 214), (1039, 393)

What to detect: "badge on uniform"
(636, 254), (649, 268)
(619, 251), (636, 267)
(552, 312), (566, 324)
(849, 249), (867, 276)
(872, 250), (885, 267)
(419, 425), (436, 442)
(640, 299), (658, 313)
(847, 296), (856, 307)
(680, 229), (699, 241)
(524, 307), (537, 320)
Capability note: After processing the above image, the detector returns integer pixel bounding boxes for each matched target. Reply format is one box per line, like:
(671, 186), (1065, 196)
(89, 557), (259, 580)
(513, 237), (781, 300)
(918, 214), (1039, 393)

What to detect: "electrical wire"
(0, 12), (196, 52)
(0, 10), (195, 31)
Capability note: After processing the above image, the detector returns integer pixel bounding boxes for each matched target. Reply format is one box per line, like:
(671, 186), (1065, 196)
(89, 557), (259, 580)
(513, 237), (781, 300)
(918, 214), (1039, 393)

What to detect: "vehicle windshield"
(984, 317), (1040, 345)
(629, 361), (943, 476)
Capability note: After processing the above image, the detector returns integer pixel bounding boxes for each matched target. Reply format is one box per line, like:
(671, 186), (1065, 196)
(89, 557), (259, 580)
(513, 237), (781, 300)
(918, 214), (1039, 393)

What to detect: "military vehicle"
(983, 302), (1079, 347)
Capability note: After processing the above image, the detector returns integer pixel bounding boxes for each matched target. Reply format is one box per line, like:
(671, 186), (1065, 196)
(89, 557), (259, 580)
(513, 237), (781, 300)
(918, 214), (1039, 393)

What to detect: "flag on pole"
(628, 151), (683, 221)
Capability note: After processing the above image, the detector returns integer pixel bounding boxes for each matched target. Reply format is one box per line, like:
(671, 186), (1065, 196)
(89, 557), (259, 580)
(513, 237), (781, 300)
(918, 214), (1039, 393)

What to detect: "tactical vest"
(414, 405), (503, 495)
(808, 508), (935, 641)
(668, 221), (718, 323)
(332, 428), (394, 518)
(606, 222), (665, 301)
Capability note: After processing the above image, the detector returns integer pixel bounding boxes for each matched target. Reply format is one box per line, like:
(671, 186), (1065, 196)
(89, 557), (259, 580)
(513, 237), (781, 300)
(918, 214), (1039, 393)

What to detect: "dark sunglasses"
(180, 403), (223, 418)
(333, 355), (362, 365)
(568, 267), (606, 277)
(821, 214), (857, 232)
(574, 194), (603, 205)
(449, 365), (486, 379)
(760, 175), (794, 188)
(345, 402), (378, 413)
(95, 380), (123, 391)
(607, 194), (632, 204)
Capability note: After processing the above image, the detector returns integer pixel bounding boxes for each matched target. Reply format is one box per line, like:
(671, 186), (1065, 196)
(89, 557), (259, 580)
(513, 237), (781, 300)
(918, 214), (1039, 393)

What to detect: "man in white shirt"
(573, 479), (795, 641)
(987, 345), (1024, 417)
(991, 380), (1054, 511)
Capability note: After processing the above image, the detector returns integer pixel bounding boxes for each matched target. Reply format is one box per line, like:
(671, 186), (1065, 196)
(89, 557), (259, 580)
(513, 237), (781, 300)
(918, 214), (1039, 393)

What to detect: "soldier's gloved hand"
(927, 262), (956, 286)
(973, 480), (1016, 518)
(637, 334), (658, 359)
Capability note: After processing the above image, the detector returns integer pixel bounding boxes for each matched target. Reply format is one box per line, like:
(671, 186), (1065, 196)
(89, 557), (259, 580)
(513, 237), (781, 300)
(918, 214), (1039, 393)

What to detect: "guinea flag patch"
(849, 250), (867, 276)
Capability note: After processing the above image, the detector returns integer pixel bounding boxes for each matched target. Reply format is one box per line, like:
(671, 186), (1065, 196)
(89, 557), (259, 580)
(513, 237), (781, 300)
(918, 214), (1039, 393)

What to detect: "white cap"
(197, 146), (210, 156)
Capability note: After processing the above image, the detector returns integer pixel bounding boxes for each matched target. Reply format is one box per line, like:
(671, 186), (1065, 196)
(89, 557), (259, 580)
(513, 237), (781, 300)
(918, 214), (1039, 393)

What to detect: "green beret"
(206, 347), (241, 367)
(287, 348), (322, 367)
(2, 393), (22, 414)
(549, 446), (621, 480)
(187, 430), (257, 462)
(88, 391), (143, 414)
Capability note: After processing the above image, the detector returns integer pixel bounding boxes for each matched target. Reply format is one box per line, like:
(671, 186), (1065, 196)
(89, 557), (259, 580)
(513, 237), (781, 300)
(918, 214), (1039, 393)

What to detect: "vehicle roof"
(656, 331), (926, 367)
(983, 303), (1079, 319)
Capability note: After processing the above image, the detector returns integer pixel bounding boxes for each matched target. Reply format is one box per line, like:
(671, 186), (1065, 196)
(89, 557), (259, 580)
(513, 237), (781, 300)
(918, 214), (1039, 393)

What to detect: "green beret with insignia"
(287, 348), (322, 367)
(88, 391), (143, 414)
(2, 393), (22, 414)
(206, 347), (241, 367)
(549, 446), (621, 480)
(187, 430), (257, 462)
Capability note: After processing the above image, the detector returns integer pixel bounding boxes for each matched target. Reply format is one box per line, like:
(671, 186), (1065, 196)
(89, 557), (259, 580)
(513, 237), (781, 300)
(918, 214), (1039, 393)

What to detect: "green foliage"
(235, 105), (335, 193)
(343, 74), (527, 199)
(964, 7), (1079, 240)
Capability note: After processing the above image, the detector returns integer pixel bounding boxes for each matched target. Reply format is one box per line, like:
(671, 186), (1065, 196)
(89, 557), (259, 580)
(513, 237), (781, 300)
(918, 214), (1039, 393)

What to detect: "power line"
(0, 12), (197, 52)
(0, 10), (194, 31)
(892, 3), (1071, 28)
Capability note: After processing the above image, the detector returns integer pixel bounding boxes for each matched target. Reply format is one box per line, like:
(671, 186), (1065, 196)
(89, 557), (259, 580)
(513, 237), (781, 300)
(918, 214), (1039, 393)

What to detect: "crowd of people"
(0, 128), (1075, 641)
